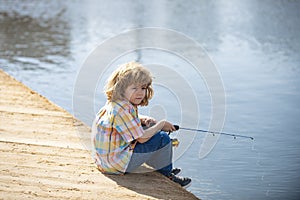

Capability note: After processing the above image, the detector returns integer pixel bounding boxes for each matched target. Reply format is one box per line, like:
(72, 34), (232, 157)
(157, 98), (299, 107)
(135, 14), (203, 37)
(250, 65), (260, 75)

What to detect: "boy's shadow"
(103, 166), (190, 199)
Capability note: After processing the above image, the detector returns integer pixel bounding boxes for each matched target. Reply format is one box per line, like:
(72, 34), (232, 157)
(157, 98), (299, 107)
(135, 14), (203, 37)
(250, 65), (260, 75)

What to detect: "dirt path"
(0, 70), (199, 200)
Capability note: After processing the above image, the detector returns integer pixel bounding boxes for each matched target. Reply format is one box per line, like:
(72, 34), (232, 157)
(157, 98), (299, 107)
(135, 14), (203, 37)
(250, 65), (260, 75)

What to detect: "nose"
(136, 88), (145, 95)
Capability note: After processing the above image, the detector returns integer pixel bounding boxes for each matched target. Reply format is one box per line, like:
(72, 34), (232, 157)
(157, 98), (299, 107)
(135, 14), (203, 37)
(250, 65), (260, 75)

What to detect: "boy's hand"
(141, 116), (157, 127)
(161, 121), (176, 133)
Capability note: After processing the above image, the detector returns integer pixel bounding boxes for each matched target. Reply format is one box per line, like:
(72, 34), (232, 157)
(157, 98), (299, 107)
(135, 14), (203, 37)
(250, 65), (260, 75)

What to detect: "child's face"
(124, 84), (147, 105)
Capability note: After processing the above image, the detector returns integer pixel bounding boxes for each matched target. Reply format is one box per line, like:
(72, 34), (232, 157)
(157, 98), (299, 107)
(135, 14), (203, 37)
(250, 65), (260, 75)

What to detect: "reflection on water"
(1, 1), (300, 199)
(0, 12), (71, 71)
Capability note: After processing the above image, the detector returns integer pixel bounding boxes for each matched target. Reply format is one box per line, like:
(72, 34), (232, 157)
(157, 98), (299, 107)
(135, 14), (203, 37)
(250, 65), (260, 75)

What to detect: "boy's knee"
(159, 131), (171, 146)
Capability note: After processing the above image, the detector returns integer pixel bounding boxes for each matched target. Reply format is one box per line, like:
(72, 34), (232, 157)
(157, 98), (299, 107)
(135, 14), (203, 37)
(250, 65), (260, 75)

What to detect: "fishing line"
(173, 125), (254, 140)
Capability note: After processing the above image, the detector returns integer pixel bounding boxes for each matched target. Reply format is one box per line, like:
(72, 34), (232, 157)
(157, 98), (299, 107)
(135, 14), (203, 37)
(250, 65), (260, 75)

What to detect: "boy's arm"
(137, 120), (176, 143)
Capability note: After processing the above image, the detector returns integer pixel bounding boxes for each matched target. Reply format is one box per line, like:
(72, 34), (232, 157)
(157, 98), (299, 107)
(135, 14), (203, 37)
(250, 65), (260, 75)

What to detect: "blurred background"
(1, 0), (300, 199)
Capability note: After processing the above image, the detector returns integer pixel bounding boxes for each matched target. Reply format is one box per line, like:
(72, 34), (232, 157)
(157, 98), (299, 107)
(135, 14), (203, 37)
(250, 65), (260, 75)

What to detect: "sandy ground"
(0, 69), (199, 200)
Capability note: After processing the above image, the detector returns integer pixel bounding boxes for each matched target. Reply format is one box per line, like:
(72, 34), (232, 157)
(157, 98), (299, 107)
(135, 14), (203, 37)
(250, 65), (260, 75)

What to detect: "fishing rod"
(173, 125), (254, 140)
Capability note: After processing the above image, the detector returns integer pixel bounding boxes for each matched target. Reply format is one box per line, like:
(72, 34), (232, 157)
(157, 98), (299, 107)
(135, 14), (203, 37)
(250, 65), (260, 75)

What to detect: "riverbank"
(0, 69), (199, 200)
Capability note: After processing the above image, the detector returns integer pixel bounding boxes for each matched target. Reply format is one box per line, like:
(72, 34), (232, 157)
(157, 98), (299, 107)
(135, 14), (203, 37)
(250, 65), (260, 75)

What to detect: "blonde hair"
(104, 61), (154, 106)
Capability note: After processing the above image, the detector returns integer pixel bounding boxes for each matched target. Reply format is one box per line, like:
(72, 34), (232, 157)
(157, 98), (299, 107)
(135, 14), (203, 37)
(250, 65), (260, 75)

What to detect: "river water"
(1, 1), (300, 199)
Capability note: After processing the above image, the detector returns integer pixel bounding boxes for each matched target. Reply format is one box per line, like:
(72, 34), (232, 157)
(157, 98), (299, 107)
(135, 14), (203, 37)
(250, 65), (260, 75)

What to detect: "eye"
(141, 85), (147, 90)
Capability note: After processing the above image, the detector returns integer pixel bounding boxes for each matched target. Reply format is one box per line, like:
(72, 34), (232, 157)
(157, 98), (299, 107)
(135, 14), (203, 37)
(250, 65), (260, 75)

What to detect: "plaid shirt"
(92, 100), (144, 174)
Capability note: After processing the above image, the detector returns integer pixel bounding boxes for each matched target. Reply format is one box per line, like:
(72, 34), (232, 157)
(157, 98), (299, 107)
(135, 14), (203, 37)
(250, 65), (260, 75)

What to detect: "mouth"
(130, 98), (143, 105)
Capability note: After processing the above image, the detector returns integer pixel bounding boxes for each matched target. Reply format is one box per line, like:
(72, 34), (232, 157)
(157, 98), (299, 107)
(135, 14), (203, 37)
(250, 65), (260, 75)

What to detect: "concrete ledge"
(0, 69), (200, 200)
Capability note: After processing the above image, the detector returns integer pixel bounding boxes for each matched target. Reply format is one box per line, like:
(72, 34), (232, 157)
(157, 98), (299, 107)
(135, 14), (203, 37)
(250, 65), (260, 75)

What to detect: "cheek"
(124, 90), (130, 99)
(127, 90), (136, 98)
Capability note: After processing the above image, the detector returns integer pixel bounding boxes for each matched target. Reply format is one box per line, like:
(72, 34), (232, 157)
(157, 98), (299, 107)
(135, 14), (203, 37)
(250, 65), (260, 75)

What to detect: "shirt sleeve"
(113, 105), (144, 143)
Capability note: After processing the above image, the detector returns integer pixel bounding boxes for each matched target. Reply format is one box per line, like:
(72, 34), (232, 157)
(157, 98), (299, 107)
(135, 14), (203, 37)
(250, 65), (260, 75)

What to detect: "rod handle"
(174, 125), (180, 130)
